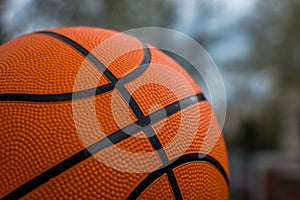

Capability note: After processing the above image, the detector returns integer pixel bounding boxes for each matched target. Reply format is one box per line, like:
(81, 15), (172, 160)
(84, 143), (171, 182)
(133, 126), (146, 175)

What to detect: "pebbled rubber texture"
(0, 27), (229, 199)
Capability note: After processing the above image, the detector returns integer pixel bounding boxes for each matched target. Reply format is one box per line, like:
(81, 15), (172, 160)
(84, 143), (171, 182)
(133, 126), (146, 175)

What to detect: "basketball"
(0, 27), (229, 199)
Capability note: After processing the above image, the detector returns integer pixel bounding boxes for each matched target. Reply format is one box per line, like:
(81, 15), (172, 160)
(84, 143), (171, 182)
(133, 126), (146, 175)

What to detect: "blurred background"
(0, 0), (299, 199)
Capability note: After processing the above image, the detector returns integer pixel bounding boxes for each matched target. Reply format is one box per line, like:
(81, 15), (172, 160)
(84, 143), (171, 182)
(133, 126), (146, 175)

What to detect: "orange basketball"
(0, 27), (229, 199)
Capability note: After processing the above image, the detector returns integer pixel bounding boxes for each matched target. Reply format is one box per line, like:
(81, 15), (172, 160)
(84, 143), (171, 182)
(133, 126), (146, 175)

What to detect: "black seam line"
(117, 44), (151, 85)
(37, 31), (118, 83)
(148, 93), (206, 125)
(2, 93), (205, 200)
(38, 31), (151, 87)
(126, 153), (229, 200)
(166, 170), (183, 200)
(117, 86), (150, 126)
(38, 30), (152, 123)
(0, 41), (151, 104)
(143, 126), (169, 165)
(114, 45), (151, 124)
(0, 125), (136, 200)
(0, 83), (114, 102)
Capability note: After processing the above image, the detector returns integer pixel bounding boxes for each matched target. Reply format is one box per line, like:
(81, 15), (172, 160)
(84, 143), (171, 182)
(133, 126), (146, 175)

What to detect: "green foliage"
(243, 0), (300, 88)
(0, 0), (176, 43)
(233, 104), (281, 151)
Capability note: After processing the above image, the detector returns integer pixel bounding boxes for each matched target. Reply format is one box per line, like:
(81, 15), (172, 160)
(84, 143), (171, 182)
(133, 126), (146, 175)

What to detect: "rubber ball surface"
(0, 27), (229, 200)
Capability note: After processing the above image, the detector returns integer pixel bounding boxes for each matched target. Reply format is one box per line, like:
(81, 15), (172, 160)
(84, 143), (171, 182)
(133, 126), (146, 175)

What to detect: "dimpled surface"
(152, 101), (229, 175)
(125, 48), (201, 116)
(0, 27), (228, 199)
(174, 162), (228, 200)
(0, 92), (136, 197)
(95, 131), (162, 173)
(0, 33), (108, 94)
(0, 101), (84, 196)
(138, 174), (175, 200)
(21, 156), (149, 200)
(52, 27), (145, 79)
